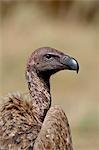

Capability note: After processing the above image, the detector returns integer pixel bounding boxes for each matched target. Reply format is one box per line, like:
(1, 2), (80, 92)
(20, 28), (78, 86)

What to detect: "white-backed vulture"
(0, 47), (79, 149)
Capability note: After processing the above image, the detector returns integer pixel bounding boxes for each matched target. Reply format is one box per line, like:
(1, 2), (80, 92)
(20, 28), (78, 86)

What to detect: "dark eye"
(45, 54), (53, 59)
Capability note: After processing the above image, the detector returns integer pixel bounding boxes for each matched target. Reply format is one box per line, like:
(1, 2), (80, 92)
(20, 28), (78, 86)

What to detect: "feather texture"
(0, 47), (79, 149)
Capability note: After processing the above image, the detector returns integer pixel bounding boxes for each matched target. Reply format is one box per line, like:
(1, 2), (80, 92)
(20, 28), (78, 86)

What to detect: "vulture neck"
(26, 68), (51, 122)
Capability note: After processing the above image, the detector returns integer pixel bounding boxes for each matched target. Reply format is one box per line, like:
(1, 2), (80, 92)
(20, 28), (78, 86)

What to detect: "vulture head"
(27, 47), (79, 80)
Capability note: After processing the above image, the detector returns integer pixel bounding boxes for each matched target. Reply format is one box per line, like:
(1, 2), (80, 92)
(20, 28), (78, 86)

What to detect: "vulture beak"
(62, 56), (79, 73)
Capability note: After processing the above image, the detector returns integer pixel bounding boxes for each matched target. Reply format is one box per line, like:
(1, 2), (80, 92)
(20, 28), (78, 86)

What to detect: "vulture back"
(34, 106), (73, 150)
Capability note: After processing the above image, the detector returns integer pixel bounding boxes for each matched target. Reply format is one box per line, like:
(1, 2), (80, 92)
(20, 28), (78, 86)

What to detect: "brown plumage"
(0, 47), (79, 150)
(34, 106), (73, 150)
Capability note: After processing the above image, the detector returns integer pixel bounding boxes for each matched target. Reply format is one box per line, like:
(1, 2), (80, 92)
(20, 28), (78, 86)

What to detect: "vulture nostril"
(0, 47), (79, 149)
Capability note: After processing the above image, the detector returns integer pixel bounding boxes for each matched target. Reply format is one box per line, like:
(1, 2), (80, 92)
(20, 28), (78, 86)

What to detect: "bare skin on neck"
(0, 47), (79, 149)
(26, 70), (51, 122)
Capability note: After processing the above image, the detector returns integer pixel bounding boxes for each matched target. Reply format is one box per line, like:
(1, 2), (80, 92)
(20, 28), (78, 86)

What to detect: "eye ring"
(45, 54), (52, 59)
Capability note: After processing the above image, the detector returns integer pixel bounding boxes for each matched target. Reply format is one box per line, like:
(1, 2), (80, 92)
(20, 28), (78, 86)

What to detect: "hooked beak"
(62, 55), (79, 73)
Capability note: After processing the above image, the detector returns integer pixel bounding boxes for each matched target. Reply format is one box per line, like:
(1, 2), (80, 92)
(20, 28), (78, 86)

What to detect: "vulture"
(0, 47), (79, 150)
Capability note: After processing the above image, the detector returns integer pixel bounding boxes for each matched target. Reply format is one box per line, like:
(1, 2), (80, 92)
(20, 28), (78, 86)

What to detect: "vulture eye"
(45, 54), (53, 59)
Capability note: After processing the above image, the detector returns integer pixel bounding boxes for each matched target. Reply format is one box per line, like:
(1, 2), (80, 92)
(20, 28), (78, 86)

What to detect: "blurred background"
(0, 0), (99, 150)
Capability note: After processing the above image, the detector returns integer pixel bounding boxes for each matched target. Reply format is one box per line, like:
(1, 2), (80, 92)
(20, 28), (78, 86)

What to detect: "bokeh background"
(0, 1), (99, 150)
